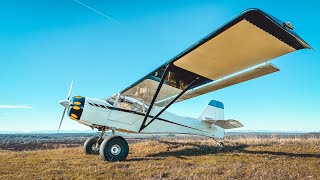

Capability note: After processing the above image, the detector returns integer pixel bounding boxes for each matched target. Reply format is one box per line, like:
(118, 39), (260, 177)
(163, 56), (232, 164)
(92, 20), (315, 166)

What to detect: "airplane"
(58, 9), (311, 162)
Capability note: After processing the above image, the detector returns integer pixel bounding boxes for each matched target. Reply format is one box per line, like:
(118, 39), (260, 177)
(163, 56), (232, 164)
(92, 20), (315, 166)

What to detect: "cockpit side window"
(117, 96), (145, 113)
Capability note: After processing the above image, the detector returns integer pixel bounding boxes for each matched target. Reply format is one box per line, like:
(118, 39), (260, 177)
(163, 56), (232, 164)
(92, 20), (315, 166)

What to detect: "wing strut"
(139, 65), (170, 132)
(139, 72), (199, 132)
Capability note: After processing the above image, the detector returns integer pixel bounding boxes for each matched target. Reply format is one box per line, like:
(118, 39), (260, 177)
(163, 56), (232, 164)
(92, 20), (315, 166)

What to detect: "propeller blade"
(58, 80), (73, 133)
(67, 80), (73, 100)
(58, 107), (67, 132)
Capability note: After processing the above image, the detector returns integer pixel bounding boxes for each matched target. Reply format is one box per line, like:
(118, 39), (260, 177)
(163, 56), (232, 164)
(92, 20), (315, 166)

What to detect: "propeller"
(58, 80), (73, 132)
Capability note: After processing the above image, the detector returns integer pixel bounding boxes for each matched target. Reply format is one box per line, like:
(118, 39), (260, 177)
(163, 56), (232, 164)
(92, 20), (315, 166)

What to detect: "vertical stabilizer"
(199, 100), (224, 121)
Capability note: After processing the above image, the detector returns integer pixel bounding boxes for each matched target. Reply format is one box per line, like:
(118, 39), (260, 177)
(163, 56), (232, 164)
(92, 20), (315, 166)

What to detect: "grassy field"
(0, 136), (319, 179)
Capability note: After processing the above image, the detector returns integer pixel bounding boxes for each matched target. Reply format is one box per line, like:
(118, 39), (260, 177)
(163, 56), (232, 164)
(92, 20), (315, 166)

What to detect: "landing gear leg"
(95, 129), (106, 148)
(212, 138), (224, 148)
(218, 141), (224, 148)
(83, 128), (106, 155)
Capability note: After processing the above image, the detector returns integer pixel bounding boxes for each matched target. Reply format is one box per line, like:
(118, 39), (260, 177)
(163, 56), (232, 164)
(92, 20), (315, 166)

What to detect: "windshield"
(105, 94), (117, 106)
(104, 94), (148, 113)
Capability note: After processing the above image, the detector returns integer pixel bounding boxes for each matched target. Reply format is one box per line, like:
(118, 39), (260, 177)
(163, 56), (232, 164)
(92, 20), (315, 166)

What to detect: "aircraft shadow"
(143, 141), (320, 160)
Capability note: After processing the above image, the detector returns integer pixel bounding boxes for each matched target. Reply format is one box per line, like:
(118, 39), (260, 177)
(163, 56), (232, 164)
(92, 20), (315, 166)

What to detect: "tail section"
(199, 100), (224, 121)
(200, 100), (243, 129)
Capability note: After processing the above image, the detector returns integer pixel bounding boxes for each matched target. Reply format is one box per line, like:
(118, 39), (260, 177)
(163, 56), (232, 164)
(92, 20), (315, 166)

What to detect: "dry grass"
(0, 136), (320, 180)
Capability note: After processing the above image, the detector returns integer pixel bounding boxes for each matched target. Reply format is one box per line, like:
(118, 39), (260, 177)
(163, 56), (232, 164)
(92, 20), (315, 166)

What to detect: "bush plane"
(58, 9), (311, 162)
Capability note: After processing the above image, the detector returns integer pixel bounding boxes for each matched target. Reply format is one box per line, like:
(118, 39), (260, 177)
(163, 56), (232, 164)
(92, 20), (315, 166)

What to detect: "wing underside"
(120, 9), (310, 106)
(156, 63), (280, 106)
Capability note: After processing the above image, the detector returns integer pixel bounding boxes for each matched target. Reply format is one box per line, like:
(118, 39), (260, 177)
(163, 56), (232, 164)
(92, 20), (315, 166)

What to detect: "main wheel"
(83, 136), (104, 155)
(99, 135), (129, 162)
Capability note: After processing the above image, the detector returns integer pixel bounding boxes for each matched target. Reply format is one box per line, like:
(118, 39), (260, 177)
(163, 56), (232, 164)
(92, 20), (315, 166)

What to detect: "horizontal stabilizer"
(156, 63), (279, 106)
(202, 119), (244, 129)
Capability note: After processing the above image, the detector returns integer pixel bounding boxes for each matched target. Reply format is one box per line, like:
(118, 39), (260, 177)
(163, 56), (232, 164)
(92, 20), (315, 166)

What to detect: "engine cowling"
(68, 96), (85, 120)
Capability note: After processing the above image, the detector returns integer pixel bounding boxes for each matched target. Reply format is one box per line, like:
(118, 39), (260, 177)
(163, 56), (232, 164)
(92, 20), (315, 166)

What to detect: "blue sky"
(0, 0), (319, 132)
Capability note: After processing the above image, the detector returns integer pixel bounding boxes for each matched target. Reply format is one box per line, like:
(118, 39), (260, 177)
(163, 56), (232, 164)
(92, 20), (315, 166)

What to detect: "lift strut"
(139, 65), (199, 132)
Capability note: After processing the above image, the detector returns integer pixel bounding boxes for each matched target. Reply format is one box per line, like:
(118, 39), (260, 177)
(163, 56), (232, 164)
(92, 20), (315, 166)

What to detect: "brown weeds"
(0, 136), (319, 179)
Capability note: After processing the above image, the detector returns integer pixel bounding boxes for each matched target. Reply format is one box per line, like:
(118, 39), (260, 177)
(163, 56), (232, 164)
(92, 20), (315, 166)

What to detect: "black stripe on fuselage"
(86, 103), (204, 132)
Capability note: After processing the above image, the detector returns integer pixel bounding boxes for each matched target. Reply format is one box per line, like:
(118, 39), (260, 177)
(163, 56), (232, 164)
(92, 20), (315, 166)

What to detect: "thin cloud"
(0, 105), (32, 109)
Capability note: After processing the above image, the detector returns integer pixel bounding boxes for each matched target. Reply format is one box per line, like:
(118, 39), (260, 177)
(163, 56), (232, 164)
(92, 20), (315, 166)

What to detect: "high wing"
(120, 9), (311, 107)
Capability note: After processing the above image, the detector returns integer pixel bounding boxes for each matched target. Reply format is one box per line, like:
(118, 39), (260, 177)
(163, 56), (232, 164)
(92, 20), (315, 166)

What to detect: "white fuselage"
(73, 97), (225, 139)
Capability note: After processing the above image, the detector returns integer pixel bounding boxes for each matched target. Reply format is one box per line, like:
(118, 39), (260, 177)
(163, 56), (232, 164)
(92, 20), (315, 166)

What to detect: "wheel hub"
(91, 143), (99, 152)
(110, 144), (121, 155)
